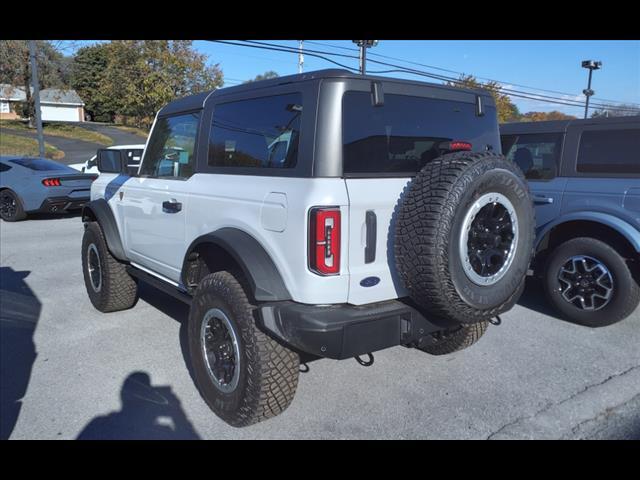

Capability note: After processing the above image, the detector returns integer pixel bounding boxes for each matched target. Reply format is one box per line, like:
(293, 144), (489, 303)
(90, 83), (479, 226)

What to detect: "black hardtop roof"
(500, 115), (640, 134)
(158, 69), (494, 116)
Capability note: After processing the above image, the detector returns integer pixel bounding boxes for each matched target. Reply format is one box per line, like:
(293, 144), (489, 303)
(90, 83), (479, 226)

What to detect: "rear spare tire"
(395, 151), (534, 324)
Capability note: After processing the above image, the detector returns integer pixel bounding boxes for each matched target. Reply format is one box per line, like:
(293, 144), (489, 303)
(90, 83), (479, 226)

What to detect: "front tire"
(544, 237), (640, 327)
(81, 222), (138, 312)
(188, 271), (299, 427)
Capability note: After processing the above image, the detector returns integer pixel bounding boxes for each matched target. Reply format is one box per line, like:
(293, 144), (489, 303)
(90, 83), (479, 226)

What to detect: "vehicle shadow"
(0, 267), (41, 440)
(27, 211), (83, 221)
(77, 371), (200, 440)
(517, 276), (567, 320)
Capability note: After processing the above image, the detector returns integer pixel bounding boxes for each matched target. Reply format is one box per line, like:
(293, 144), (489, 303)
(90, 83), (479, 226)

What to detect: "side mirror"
(97, 149), (124, 174)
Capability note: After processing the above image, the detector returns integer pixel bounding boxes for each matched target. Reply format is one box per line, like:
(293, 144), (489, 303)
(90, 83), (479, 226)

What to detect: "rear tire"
(188, 271), (299, 427)
(81, 222), (138, 312)
(395, 152), (535, 324)
(417, 321), (489, 355)
(544, 237), (640, 327)
(0, 189), (27, 222)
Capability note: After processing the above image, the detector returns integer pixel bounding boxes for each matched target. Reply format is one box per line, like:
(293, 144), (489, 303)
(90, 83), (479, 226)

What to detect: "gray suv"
(501, 115), (640, 326)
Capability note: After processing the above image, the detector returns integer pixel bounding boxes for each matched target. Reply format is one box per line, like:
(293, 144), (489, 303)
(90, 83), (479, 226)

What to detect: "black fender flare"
(81, 198), (127, 261)
(182, 228), (292, 302)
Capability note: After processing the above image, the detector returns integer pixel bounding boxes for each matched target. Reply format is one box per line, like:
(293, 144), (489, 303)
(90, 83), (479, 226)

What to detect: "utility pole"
(352, 40), (379, 74)
(298, 40), (304, 74)
(28, 40), (45, 158)
(581, 60), (602, 119)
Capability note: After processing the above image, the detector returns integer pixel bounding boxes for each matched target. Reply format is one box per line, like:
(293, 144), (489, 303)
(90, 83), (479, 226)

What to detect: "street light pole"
(28, 40), (45, 158)
(581, 60), (602, 119)
(298, 40), (304, 74)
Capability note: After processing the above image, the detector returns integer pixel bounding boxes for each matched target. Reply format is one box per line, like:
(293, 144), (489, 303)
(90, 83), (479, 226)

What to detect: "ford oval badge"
(360, 276), (380, 287)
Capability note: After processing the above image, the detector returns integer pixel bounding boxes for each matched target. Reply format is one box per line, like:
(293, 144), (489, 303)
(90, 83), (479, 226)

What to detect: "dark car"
(501, 116), (640, 326)
(0, 156), (97, 221)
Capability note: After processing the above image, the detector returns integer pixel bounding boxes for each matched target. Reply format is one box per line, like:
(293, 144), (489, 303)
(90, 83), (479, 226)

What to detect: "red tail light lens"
(449, 141), (472, 151)
(309, 207), (341, 275)
(42, 178), (61, 187)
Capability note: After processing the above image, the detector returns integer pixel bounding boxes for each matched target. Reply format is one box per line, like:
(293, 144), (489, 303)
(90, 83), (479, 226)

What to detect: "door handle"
(162, 199), (182, 213)
(533, 195), (554, 204)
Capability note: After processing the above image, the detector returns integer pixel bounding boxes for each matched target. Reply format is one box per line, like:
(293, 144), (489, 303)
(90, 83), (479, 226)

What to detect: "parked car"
(69, 144), (145, 175)
(501, 116), (640, 327)
(81, 69), (535, 426)
(0, 156), (97, 221)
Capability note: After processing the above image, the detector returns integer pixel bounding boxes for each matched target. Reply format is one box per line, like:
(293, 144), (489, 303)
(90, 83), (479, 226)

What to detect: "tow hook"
(489, 315), (502, 326)
(355, 353), (374, 367)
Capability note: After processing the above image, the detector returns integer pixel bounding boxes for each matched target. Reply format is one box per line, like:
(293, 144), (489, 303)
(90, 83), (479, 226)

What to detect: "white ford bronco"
(81, 69), (535, 427)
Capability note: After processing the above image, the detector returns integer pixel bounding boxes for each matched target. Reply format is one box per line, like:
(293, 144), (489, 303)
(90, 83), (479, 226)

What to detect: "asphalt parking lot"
(1, 215), (639, 440)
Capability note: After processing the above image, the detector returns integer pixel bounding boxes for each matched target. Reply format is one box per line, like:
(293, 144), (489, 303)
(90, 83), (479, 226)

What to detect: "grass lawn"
(0, 120), (113, 145)
(0, 132), (65, 160)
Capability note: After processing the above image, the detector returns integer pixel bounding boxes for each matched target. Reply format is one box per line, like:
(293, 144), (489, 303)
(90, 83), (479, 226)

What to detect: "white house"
(0, 84), (85, 122)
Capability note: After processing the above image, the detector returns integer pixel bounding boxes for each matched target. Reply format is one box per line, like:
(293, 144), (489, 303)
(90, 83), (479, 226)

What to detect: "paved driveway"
(1, 217), (638, 440)
(1, 123), (146, 166)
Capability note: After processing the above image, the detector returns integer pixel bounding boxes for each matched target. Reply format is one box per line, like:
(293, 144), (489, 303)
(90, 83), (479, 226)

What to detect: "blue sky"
(59, 40), (640, 116)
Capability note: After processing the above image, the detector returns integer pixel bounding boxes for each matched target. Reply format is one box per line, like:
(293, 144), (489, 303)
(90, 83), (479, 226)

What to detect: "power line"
(224, 40), (640, 113)
(304, 40), (640, 107)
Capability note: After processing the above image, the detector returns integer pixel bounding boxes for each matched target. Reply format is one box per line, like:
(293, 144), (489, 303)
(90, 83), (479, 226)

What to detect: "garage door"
(41, 104), (79, 122)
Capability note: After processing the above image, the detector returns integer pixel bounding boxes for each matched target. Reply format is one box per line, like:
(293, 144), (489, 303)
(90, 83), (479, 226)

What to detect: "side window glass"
(504, 133), (563, 180)
(208, 93), (302, 169)
(577, 129), (640, 174)
(140, 112), (200, 179)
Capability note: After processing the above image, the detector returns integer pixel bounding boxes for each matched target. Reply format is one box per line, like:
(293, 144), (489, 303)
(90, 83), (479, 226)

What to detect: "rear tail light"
(309, 207), (341, 275)
(42, 178), (61, 187)
(439, 140), (472, 152)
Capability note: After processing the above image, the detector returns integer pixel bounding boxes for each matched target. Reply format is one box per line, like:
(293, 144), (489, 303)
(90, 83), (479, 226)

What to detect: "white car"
(80, 70), (535, 427)
(70, 144), (145, 174)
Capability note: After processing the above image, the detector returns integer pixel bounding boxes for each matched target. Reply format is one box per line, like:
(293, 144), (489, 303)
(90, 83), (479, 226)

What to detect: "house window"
(0, 101), (10, 113)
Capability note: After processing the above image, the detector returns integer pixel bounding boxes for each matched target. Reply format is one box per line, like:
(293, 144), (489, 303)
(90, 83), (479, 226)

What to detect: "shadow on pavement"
(77, 371), (200, 440)
(0, 267), (41, 440)
(27, 211), (82, 221)
(517, 277), (566, 320)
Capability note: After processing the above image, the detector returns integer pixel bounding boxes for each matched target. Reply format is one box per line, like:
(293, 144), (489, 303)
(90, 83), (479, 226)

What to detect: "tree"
(70, 43), (114, 122)
(0, 40), (68, 124)
(591, 103), (640, 118)
(447, 74), (520, 123)
(519, 111), (577, 122)
(244, 71), (279, 83)
(91, 41), (224, 127)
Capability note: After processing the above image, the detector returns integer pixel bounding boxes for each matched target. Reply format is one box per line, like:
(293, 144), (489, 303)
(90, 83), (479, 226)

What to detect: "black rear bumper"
(259, 300), (457, 360)
(39, 196), (89, 213)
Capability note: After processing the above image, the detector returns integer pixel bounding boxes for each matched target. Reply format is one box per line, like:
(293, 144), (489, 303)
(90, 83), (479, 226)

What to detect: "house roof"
(0, 84), (27, 101)
(40, 89), (84, 105)
(0, 85), (84, 106)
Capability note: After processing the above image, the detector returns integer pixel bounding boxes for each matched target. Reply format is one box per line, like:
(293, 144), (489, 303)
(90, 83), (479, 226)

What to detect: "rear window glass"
(502, 133), (563, 180)
(577, 129), (640, 174)
(9, 158), (69, 171)
(208, 93), (302, 169)
(342, 91), (499, 175)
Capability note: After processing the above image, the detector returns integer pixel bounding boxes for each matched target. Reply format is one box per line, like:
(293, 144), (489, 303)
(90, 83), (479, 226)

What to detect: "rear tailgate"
(345, 178), (410, 305)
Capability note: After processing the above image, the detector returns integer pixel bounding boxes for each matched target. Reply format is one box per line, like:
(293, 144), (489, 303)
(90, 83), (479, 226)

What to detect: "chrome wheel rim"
(200, 308), (241, 393)
(87, 243), (102, 292)
(460, 192), (519, 286)
(557, 255), (613, 311)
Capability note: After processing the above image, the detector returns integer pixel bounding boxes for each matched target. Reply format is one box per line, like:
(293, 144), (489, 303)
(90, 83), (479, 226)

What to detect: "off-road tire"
(417, 321), (489, 355)
(544, 237), (640, 327)
(0, 189), (27, 222)
(81, 221), (138, 312)
(188, 271), (299, 427)
(395, 151), (535, 324)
